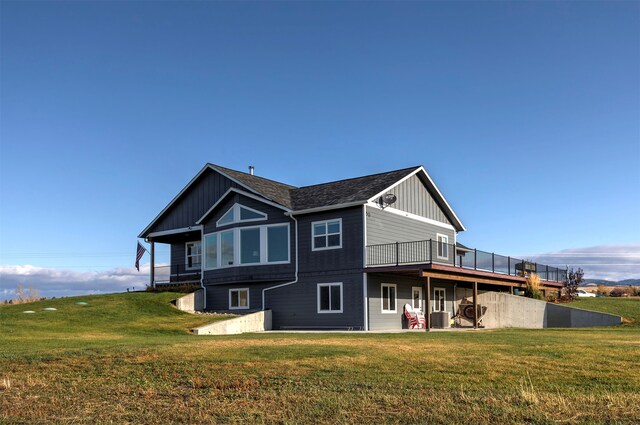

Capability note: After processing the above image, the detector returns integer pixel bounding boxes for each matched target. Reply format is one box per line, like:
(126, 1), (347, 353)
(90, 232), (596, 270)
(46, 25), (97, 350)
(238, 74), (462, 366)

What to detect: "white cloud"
(0, 263), (164, 301)
(522, 244), (640, 282)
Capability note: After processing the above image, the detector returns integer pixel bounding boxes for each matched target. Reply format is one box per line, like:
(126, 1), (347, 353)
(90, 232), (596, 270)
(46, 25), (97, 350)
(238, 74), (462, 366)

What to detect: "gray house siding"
(381, 174), (451, 225)
(206, 282), (282, 313)
(296, 206), (364, 274)
(366, 206), (456, 266)
(147, 168), (241, 236)
(266, 271), (364, 329)
(264, 206), (364, 329)
(367, 274), (457, 330)
(202, 193), (295, 285)
(170, 243), (186, 269)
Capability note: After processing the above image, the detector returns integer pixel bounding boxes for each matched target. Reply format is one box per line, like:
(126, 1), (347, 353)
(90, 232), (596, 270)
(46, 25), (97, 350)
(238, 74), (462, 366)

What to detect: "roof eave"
(291, 201), (366, 215)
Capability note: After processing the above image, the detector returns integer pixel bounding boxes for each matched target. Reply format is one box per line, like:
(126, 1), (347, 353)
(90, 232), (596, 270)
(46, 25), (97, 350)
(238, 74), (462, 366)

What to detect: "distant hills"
(582, 279), (640, 287)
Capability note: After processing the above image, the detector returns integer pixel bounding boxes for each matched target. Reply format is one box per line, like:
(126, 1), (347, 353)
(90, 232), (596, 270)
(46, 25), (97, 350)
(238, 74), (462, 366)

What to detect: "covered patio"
(365, 240), (566, 331)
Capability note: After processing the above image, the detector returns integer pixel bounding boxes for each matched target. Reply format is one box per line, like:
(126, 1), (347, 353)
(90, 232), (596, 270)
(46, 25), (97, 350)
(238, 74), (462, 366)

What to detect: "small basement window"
(229, 288), (249, 310)
(317, 283), (343, 313)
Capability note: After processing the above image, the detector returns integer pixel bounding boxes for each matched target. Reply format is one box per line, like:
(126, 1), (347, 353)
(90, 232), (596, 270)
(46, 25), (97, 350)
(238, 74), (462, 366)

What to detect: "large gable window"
(203, 223), (290, 270)
(217, 203), (267, 228)
(240, 228), (261, 264)
(204, 233), (218, 269)
(312, 219), (342, 251)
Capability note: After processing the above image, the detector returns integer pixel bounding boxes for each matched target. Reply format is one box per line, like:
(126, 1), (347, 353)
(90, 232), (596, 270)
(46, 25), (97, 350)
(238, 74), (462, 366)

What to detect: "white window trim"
(317, 282), (343, 314)
(229, 288), (250, 310)
(311, 218), (343, 251)
(381, 283), (397, 314)
(411, 286), (422, 312)
(433, 287), (446, 312)
(185, 241), (202, 270)
(203, 223), (290, 271)
(436, 233), (449, 260)
(216, 203), (268, 228)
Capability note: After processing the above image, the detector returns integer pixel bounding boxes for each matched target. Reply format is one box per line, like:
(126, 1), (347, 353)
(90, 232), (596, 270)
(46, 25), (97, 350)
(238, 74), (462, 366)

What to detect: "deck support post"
(150, 239), (155, 289)
(473, 281), (478, 329)
(425, 275), (431, 331)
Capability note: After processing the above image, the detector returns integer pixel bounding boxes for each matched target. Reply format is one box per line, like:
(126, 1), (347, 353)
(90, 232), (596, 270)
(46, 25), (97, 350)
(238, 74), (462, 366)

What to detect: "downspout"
(262, 213), (298, 310)
(362, 205), (369, 331)
(200, 226), (206, 310)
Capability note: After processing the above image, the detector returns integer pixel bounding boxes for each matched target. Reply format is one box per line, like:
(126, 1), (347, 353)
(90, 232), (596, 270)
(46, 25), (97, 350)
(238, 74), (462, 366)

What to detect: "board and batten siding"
(381, 174), (450, 224)
(146, 168), (241, 236)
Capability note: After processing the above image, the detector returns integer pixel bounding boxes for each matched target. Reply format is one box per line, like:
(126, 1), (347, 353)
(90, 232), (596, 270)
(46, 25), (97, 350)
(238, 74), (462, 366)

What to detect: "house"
(138, 164), (567, 331)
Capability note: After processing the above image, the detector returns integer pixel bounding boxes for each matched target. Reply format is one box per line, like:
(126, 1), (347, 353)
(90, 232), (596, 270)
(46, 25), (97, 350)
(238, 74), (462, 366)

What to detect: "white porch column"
(150, 239), (155, 289)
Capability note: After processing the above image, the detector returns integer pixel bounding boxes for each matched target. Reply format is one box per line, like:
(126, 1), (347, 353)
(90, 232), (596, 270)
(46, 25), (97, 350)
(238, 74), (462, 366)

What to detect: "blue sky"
(1, 1), (639, 299)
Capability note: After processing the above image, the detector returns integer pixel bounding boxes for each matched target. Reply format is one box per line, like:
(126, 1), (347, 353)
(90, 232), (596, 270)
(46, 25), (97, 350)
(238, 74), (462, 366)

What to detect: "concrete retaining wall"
(175, 289), (204, 312)
(192, 310), (272, 335)
(477, 292), (622, 328)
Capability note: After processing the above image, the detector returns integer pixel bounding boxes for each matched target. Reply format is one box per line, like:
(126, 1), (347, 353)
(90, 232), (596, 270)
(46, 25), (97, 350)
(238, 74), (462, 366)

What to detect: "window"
(312, 219), (342, 251)
(220, 230), (235, 266)
(217, 203), (267, 227)
(185, 241), (201, 270)
(240, 228), (260, 264)
(412, 287), (422, 311)
(433, 288), (446, 312)
(218, 208), (234, 226)
(437, 234), (449, 259)
(229, 288), (249, 310)
(267, 225), (289, 262)
(203, 224), (290, 270)
(381, 283), (397, 314)
(204, 233), (218, 269)
(317, 283), (343, 313)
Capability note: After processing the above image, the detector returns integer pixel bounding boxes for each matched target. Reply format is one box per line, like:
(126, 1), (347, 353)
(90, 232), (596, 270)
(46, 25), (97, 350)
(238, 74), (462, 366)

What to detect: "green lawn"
(1, 293), (639, 424)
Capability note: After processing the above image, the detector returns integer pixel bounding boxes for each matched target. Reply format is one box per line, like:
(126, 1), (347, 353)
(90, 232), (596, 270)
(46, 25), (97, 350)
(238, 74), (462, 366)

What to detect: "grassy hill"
(0, 292), (227, 355)
(1, 293), (639, 424)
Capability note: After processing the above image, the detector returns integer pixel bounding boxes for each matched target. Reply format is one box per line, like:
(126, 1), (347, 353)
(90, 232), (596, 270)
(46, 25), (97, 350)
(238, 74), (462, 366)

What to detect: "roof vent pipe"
(249, 165), (255, 175)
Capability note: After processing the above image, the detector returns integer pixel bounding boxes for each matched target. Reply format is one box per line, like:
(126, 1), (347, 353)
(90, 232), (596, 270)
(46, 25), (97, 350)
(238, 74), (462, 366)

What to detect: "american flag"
(135, 242), (147, 271)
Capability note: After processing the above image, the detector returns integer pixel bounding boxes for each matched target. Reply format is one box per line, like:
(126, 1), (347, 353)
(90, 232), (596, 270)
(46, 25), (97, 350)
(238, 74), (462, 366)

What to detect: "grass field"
(1, 293), (639, 424)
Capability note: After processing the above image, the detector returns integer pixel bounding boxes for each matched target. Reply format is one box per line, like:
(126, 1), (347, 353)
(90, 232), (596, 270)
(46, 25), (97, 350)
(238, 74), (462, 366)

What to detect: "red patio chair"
(404, 304), (426, 329)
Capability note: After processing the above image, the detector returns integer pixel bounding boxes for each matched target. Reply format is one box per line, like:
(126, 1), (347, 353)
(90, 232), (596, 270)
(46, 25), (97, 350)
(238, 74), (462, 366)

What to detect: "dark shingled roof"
(210, 164), (421, 211)
(290, 166), (420, 210)
(210, 164), (296, 209)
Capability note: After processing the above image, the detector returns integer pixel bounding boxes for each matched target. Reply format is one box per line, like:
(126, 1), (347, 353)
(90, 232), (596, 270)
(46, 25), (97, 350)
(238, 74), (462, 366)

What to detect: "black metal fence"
(153, 264), (201, 285)
(366, 240), (567, 283)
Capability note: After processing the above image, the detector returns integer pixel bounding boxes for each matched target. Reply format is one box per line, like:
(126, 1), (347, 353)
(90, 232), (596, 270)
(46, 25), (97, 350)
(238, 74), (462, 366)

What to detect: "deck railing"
(153, 264), (201, 286)
(366, 240), (567, 283)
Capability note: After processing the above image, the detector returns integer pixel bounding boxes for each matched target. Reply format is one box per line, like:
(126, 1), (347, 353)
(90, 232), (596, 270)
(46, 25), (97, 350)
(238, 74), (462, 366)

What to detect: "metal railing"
(153, 263), (201, 285)
(366, 240), (567, 283)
